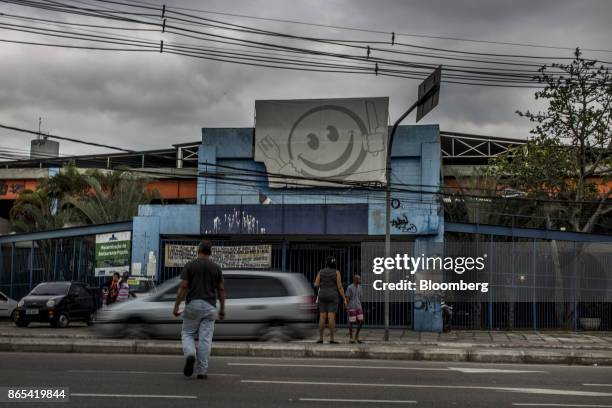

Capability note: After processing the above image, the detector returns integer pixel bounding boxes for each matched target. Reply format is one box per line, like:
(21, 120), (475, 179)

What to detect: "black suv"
(14, 281), (97, 328)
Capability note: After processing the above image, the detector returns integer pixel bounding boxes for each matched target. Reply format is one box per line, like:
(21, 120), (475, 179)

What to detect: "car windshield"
(30, 283), (70, 296)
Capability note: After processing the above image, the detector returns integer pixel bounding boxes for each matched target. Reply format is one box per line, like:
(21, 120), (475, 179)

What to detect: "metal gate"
(159, 238), (413, 328)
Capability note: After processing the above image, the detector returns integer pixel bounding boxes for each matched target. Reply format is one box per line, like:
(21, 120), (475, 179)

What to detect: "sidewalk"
(1, 322), (611, 365)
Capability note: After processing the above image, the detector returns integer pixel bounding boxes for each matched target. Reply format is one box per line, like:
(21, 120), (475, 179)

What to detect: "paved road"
(1, 352), (612, 407)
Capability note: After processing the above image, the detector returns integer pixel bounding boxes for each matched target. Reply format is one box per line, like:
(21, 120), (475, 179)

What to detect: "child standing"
(346, 274), (364, 344)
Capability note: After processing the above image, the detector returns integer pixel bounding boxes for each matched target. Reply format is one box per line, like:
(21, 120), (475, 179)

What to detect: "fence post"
(488, 234), (493, 330)
(10, 242), (15, 298)
(29, 241), (34, 291)
(532, 238), (537, 331)
(281, 240), (287, 272)
(54, 240), (59, 281)
(573, 240), (578, 331)
(77, 239), (83, 282)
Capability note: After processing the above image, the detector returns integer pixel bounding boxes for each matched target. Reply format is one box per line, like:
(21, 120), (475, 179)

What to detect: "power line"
(0, 123), (135, 152)
(104, 0), (612, 54)
(3, 0), (600, 87)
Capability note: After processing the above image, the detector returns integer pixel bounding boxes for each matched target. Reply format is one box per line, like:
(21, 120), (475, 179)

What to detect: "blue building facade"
(131, 124), (443, 330)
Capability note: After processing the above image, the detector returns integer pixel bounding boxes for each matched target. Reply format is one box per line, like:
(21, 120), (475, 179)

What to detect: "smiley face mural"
(255, 98), (389, 187)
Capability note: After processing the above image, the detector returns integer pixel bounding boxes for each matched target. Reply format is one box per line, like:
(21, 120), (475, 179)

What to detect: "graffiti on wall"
(391, 214), (418, 233)
(203, 208), (266, 234)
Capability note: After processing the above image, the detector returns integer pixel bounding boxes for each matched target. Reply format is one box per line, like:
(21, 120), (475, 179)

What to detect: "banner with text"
(164, 244), (272, 269)
(95, 231), (131, 277)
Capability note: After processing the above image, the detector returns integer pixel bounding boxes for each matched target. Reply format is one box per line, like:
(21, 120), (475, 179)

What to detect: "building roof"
(0, 130), (526, 170)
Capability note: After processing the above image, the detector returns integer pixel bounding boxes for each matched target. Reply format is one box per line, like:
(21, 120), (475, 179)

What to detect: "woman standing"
(314, 256), (348, 344)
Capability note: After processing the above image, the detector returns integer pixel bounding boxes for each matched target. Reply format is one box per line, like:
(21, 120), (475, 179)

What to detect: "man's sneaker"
(196, 374), (208, 380)
(183, 355), (195, 377)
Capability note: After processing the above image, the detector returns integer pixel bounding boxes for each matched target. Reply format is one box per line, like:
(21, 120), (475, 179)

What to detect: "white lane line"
(513, 404), (612, 407)
(299, 398), (416, 404)
(228, 362), (447, 371)
(68, 369), (239, 377)
(448, 367), (545, 374)
(229, 363), (544, 374)
(241, 380), (612, 397)
(71, 393), (197, 399)
(584, 384), (612, 387)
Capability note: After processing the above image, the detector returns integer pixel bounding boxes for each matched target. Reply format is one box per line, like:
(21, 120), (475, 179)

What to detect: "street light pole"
(383, 78), (441, 341)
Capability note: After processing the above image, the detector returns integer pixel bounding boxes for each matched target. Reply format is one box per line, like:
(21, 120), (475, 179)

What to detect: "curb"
(2, 337), (612, 365)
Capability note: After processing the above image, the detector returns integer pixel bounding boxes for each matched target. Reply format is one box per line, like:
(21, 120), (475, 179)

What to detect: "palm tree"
(10, 187), (74, 233)
(65, 171), (158, 224)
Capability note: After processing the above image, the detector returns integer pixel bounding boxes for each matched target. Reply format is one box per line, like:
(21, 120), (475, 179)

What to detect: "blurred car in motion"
(13, 281), (98, 328)
(95, 270), (316, 341)
(126, 277), (156, 298)
(0, 290), (18, 322)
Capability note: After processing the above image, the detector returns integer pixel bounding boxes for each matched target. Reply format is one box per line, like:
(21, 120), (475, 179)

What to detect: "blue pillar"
(412, 139), (444, 332)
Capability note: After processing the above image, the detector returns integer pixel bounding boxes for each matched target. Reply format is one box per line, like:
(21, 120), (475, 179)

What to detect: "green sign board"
(95, 231), (132, 277)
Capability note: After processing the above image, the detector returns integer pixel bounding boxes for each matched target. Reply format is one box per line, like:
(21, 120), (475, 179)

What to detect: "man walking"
(346, 274), (364, 344)
(173, 240), (225, 379)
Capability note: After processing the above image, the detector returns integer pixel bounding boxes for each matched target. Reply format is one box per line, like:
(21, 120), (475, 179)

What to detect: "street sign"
(416, 65), (442, 122)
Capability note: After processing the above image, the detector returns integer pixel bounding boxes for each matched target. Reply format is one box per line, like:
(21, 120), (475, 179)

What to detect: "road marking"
(241, 380), (612, 397)
(584, 384), (612, 387)
(229, 363), (543, 374)
(229, 362), (447, 371)
(68, 369), (239, 377)
(513, 404), (612, 407)
(448, 367), (545, 374)
(299, 398), (416, 404)
(71, 393), (197, 399)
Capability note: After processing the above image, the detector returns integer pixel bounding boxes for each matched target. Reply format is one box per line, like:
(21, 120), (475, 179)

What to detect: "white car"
(94, 270), (316, 341)
(0, 290), (18, 321)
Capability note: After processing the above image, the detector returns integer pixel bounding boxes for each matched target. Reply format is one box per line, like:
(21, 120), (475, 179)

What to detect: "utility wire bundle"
(0, 0), (610, 88)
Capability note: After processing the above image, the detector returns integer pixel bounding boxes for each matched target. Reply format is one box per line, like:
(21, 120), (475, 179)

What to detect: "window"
(31, 283), (70, 296)
(0, 293), (7, 302)
(224, 276), (288, 299)
(77, 286), (90, 297)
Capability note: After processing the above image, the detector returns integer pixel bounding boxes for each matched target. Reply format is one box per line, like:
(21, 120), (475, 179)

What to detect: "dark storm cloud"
(0, 0), (610, 157)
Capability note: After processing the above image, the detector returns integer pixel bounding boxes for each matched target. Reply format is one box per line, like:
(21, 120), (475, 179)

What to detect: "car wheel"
(259, 324), (291, 342)
(54, 313), (70, 328)
(10, 310), (18, 323)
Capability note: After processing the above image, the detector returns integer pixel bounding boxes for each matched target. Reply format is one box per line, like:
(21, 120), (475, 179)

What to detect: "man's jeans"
(181, 299), (216, 375)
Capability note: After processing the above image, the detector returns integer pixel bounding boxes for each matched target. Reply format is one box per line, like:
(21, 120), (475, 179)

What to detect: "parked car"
(94, 270), (316, 341)
(0, 290), (18, 322)
(14, 281), (98, 328)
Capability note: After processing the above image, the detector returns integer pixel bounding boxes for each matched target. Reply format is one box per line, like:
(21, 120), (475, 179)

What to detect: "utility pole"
(384, 66), (442, 341)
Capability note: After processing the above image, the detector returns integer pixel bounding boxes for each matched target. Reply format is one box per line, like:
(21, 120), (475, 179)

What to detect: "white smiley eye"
(307, 133), (319, 150)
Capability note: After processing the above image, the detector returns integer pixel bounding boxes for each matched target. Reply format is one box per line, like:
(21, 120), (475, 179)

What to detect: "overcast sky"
(1, 0), (611, 158)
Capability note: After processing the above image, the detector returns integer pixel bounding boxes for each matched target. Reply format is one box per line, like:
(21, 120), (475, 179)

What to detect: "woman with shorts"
(314, 256), (348, 344)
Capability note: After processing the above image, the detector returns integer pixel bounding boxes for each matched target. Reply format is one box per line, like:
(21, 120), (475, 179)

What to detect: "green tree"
(492, 48), (611, 233)
(65, 171), (158, 224)
(9, 186), (73, 233)
(489, 49), (612, 328)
